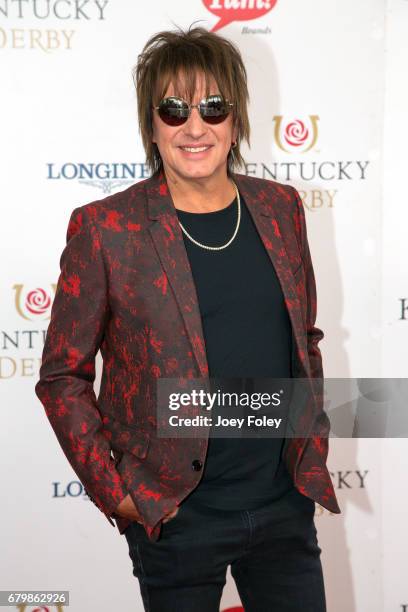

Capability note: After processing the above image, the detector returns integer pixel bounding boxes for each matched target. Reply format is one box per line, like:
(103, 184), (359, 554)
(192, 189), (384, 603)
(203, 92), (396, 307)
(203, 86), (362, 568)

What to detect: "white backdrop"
(1, 1), (407, 610)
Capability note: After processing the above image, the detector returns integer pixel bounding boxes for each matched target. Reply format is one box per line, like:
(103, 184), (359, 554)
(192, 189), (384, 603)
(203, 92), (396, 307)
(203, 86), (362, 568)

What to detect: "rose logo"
(273, 115), (320, 153)
(13, 283), (56, 320)
(26, 288), (51, 315)
(283, 119), (309, 148)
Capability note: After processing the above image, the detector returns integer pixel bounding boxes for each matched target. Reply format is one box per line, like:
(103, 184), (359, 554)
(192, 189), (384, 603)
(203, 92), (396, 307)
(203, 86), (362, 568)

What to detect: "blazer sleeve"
(290, 186), (324, 381)
(290, 186), (329, 441)
(35, 206), (128, 525)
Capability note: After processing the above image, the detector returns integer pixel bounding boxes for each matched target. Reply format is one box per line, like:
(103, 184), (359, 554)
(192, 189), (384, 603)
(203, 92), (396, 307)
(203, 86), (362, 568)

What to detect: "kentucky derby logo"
(273, 115), (320, 153)
(0, 1), (110, 52)
(203, 0), (278, 32)
(13, 284), (55, 321)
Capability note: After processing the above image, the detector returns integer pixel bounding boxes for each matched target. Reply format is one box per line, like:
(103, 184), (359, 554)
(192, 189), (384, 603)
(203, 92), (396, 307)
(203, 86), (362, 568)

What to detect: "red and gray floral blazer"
(35, 168), (341, 542)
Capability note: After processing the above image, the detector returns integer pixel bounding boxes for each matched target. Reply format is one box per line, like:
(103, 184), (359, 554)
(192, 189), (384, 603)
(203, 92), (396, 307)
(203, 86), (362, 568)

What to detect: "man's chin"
(170, 162), (224, 181)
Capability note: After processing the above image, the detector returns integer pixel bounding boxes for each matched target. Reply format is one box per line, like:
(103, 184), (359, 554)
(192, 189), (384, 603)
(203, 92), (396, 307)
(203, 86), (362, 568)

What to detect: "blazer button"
(191, 459), (203, 471)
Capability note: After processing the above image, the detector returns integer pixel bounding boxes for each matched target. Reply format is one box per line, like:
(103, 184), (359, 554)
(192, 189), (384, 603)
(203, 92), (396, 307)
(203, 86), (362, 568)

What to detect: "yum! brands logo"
(273, 115), (320, 153)
(203, 0), (278, 32)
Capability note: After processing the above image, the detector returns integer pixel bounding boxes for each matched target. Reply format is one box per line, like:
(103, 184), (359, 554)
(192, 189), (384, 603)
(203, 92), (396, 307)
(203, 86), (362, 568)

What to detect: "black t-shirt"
(175, 190), (296, 510)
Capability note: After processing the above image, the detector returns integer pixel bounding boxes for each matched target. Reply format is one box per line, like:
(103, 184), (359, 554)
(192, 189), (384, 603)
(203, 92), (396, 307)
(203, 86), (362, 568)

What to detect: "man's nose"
(183, 106), (207, 136)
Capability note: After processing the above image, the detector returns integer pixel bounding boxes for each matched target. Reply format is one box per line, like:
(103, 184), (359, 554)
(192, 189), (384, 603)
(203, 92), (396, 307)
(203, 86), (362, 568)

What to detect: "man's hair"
(132, 24), (250, 177)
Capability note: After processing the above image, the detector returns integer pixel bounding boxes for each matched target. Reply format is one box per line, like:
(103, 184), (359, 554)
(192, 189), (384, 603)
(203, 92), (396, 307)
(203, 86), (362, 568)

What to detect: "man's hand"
(114, 494), (179, 524)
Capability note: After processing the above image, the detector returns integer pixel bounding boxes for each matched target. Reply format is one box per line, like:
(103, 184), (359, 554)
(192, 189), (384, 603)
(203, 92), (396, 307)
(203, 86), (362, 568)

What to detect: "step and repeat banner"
(1, 1), (407, 611)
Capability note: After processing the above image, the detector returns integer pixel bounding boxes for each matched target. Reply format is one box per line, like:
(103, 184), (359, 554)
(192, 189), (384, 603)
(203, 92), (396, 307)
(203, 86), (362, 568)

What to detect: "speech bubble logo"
(203, 0), (278, 32)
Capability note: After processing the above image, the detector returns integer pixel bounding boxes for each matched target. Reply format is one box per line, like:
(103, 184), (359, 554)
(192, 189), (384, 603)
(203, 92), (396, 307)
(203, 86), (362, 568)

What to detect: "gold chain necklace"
(177, 181), (241, 251)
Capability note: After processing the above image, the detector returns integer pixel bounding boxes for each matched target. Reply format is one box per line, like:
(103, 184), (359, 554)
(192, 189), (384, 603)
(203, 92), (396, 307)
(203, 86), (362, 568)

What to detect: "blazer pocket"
(103, 419), (151, 460)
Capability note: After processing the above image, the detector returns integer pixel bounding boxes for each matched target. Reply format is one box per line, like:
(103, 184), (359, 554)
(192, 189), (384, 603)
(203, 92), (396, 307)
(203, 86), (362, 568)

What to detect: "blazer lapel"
(145, 170), (210, 379)
(232, 173), (308, 373)
(232, 174), (314, 447)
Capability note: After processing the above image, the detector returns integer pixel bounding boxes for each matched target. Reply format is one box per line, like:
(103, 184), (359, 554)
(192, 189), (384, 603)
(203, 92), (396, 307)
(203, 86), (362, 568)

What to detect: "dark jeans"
(123, 486), (326, 612)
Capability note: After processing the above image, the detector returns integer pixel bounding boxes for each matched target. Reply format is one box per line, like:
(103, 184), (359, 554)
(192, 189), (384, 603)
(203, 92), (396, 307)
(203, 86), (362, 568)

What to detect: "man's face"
(152, 72), (238, 182)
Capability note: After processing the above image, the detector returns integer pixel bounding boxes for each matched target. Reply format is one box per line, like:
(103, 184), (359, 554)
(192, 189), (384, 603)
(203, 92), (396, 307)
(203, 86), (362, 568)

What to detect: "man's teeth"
(180, 146), (211, 152)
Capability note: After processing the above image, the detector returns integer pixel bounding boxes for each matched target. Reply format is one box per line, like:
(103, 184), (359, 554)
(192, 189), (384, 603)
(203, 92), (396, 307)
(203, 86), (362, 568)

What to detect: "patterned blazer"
(35, 168), (341, 542)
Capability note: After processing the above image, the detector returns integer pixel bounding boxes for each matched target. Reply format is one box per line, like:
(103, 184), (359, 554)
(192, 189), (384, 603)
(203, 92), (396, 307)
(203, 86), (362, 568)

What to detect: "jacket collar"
(145, 167), (274, 219)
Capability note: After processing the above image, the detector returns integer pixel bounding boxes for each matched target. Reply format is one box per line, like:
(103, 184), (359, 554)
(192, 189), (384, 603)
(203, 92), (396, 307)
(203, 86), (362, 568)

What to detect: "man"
(35, 24), (340, 612)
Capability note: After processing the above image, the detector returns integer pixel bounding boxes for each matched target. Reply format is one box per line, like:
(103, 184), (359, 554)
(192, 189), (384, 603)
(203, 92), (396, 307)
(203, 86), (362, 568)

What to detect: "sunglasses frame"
(153, 94), (234, 126)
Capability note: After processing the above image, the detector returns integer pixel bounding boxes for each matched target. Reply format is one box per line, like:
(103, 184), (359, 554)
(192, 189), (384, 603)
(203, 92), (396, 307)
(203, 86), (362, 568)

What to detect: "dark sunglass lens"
(158, 97), (189, 126)
(200, 95), (230, 124)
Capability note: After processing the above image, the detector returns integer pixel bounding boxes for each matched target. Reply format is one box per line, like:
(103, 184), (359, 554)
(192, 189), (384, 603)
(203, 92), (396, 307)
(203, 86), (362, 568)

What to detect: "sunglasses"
(153, 94), (234, 126)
